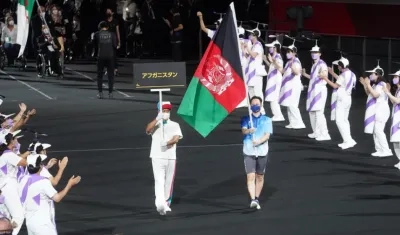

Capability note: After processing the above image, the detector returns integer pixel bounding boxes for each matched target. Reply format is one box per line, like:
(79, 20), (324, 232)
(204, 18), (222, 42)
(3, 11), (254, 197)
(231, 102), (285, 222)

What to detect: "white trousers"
(335, 98), (353, 143)
(2, 180), (24, 235)
(270, 101), (283, 117)
(287, 106), (305, 127)
(152, 158), (176, 208)
(248, 77), (265, 114)
(393, 142), (400, 160)
(309, 110), (329, 137)
(26, 221), (57, 235)
(373, 120), (391, 153)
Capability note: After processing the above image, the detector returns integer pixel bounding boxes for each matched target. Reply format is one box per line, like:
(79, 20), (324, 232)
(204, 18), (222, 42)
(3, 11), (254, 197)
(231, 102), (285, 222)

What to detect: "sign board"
(133, 62), (187, 89)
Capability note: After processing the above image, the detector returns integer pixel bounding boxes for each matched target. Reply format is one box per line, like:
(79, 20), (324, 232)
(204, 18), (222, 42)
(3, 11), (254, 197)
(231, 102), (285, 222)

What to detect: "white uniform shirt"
(1, 25), (18, 44)
(0, 150), (23, 188)
(335, 70), (355, 98)
(252, 42), (264, 67)
(207, 29), (215, 39)
(150, 120), (183, 160)
(19, 174), (57, 225)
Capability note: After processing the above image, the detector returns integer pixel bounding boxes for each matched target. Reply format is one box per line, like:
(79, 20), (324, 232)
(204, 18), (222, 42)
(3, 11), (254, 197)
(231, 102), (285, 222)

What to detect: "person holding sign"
(240, 96), (273, 210)
(145, 102), (183, 215)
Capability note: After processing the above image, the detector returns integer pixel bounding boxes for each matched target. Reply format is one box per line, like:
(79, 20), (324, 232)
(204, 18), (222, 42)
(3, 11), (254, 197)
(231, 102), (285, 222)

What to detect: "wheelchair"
(0, 45), (27, 71)
(36, 44), (64, 79)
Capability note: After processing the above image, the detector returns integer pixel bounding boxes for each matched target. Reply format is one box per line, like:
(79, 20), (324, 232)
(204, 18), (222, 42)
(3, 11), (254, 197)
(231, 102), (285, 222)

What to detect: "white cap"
(332, 57), (350, 67)
(310, 39), (320, 52)
(215, 18), (222, 25)
(366, 65), (384, 76)
(389, 70), (400, 76)
(0, 113), (14, 119)
(237, 26), (245, 35)
(27, 154), (47, 166)
(246, 28), (261, 37)
(283, 44), (297, 52)
(28, 142), (51, 153)
(265, 40), (281, 48)
(0, 130), (22, 145)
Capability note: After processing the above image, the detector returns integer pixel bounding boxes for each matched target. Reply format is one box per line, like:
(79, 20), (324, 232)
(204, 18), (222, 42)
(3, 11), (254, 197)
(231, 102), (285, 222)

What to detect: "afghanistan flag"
(16, 0), (35, 58)
(177, 3), (246, 137)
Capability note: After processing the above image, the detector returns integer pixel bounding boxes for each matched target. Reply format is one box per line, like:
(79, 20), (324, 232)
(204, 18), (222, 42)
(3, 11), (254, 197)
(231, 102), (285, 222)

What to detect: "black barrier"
(133, 62), (187, 89)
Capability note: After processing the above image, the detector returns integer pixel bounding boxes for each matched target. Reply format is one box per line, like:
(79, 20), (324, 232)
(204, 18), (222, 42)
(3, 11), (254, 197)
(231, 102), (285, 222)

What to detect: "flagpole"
(230, 3), (258, 157)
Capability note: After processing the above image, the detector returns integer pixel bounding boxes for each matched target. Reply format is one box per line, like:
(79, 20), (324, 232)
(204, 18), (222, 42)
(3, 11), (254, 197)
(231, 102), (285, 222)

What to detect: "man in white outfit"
(243, 29), (266, 114)
(196, 11), (220, 39)
(302, 42), (331, 141)
(146, 102), (183, 215)
(322, 57), (357, 149)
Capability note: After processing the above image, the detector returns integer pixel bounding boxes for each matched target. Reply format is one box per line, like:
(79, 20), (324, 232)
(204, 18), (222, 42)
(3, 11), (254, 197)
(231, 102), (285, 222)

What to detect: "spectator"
(105, 8), (120, 76)
(1, 16), (19, 65)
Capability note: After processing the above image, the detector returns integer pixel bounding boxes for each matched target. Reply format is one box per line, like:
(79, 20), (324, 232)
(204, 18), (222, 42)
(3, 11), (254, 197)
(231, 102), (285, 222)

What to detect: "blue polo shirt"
(241, 114), (273, 156)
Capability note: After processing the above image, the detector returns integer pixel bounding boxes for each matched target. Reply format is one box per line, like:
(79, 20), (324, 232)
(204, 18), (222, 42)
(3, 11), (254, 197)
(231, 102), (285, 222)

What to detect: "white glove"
(156, 112), (163, 121)
(160, 140), (168, 147)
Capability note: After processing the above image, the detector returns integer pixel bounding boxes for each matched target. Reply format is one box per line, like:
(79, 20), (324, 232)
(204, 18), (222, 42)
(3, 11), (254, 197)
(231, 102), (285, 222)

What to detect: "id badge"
(5, 37), (10, 43)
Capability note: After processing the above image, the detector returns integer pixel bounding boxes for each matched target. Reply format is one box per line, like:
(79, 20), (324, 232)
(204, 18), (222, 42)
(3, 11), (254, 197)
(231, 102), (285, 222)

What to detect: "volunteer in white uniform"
(360, 65), (393, 157)
(196, 11), (220, 39)
(264, 40), (284, 121)
(19, 154), (81, 235)
(0, 131), (27, 235)
(279, 42), (305, 129)
(24, 142), (68, 186)
(302, 41), (331, 141)
(384, 70), (400, 167)
(145, 102), (183, 215)
(322, 56), (357, 149)
(243, 29), (266, 114)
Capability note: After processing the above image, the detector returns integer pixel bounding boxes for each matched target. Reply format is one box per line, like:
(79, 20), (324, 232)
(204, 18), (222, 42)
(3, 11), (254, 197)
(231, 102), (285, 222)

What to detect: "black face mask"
(106, 13), (112, 17)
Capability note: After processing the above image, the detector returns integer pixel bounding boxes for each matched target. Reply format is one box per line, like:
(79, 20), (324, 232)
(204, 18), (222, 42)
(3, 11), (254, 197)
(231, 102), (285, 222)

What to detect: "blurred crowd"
(0, 0), (197, 62)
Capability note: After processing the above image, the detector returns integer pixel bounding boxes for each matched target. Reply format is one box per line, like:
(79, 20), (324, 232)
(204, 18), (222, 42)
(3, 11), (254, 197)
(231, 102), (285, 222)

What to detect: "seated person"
(0, 16), (19, 65)
(36, 25), (62, 77)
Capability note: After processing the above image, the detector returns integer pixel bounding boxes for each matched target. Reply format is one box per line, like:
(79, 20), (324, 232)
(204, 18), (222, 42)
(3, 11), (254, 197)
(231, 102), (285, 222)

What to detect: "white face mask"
(40, 12), (45, 18)
(8, 21), (14, 26)
(162, 113), (170, 120)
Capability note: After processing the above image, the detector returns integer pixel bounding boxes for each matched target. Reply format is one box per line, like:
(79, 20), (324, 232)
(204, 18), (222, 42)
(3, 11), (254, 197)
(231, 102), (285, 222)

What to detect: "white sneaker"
(371, 152), (380, 157)
(316, 135), (331, 141)
(272, 116), (285, 122)
(338, 142), (345, 148)
(285, 125), (293, 129)
(378, 151), (393, 157)
(340, 140), (357, 150)
(250, 199), (258, 209)
(157, 204), (166, 215)
(394, 162), (400, 168)
(292, 125), (306, 129)
(308, 133), (317, 139)
(165, 205), (172, 212)
(395, 164), (400, 170)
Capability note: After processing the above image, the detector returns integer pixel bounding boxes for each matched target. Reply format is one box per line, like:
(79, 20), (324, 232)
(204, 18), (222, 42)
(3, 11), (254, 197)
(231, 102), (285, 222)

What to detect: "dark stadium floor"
(1, 59), (400, 235)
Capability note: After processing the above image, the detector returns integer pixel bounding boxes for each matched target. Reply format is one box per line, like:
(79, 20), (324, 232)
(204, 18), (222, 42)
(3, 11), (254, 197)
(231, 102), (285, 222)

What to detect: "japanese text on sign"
(142, 72), (178, 79)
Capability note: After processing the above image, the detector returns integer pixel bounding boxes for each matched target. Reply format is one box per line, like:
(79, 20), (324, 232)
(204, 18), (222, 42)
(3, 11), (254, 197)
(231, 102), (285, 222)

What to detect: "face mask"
(250, 105), (261, 113)
(311, 54), (319, 60)
(40, 12), (45, 18)
(268, 47), (274, 54)
(286, 53), (292, 59)
(43, 29), (49, 34)
(106, 13), (112, 17)
(52, 10), (58, 15)
(369, 74), (375, 81)
(13, 142), (20, 153)
(8, 21), (14, 26)
(162, 113), (170, 120)
(393, 77), (399, 84)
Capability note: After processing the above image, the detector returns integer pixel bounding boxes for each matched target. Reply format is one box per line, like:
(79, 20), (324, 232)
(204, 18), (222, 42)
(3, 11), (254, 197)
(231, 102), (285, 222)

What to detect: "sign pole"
(151, 88), (171, 138)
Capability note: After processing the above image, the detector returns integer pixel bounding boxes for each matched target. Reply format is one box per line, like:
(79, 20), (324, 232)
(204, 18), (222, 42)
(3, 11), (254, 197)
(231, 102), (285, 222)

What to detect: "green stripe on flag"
(177, 77), (228, 138)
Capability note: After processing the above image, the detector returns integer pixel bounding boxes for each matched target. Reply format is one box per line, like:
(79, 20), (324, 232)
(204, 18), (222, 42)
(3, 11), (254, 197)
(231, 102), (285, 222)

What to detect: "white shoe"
(394, 162), (400, 168)
(165, 205), (172, 212)
(291, 125), (306, 129)
(272, 116), (285, 122)
(308, 133), (317, 139)
(338, 142), (345, 148)
(285, 125), (293, 129)
(395, 164), (400, 170)
(340, 140), (357, 150)
(250, 199), (259, 209)
(371, 152), (380, 157)
(316, 135), (331, 141)
(378, 151), (393, 157)
(157, 204), (166, 215)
